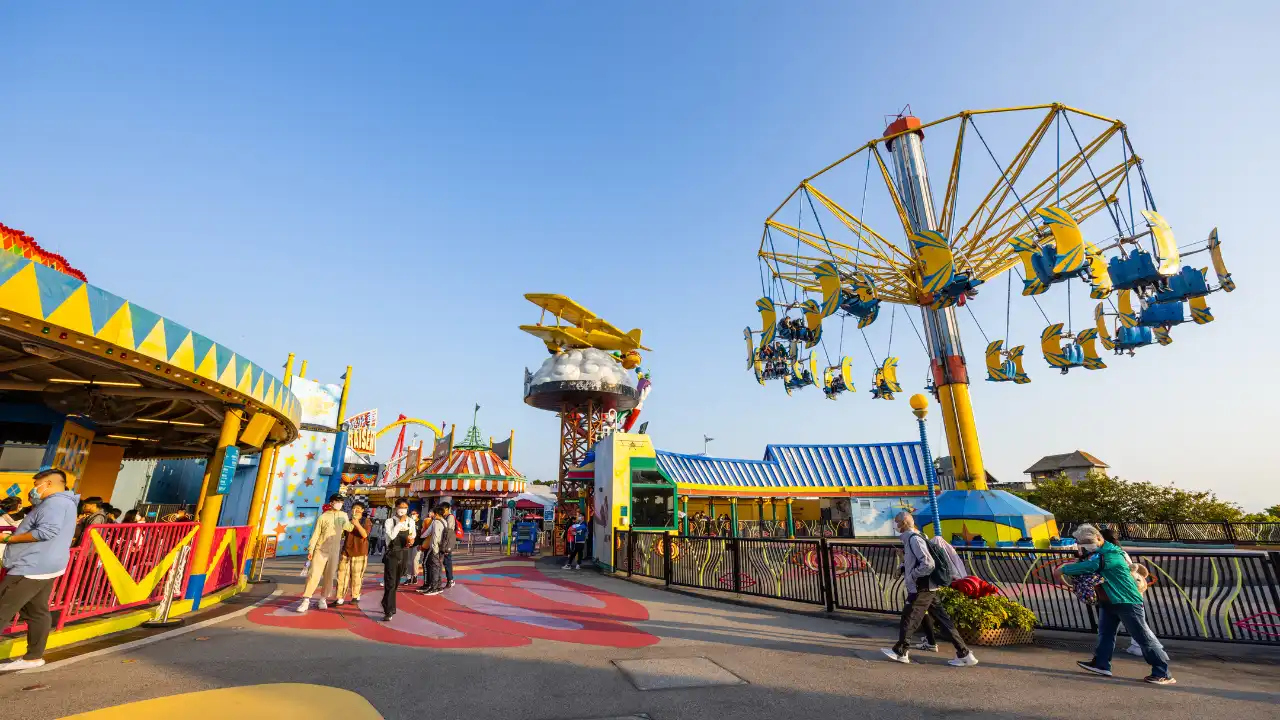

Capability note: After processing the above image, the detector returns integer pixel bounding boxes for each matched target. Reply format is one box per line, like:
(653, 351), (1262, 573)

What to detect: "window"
(0, 443), (45, 472)
(631, 487), (673, 529)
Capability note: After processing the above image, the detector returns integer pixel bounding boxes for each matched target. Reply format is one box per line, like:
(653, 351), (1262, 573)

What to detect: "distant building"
(1023, 451), (1109, 484)
(933, 456), (998, 491)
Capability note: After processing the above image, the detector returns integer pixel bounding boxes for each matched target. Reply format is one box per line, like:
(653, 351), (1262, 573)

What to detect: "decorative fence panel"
(58, 522), (200, 628)
(619, 531), (1280, 645)
(205, 525), (252, 593)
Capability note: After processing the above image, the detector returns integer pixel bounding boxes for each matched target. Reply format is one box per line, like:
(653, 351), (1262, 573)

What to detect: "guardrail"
(1058, 521), (1280, 546)
(616, 531), (1280, 645)
(2, 521), (250, 636)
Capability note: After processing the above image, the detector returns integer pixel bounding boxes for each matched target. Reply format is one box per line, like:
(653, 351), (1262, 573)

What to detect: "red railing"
(56, 522), (200, 629)
(205, 525), (252, 593)
(2, 522), (257, 636)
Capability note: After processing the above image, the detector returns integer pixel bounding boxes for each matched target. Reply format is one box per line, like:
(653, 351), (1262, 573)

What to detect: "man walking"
(880, 512), (978, 667)
(296, 493), (352, 613)
(439, 502), (457, 589)
(417, 506), (446, 596)
(0, 469), (79, 672)
(336, 503), (372, 606)
(381, 500), (415, 621)
(562, 513), (587, 570)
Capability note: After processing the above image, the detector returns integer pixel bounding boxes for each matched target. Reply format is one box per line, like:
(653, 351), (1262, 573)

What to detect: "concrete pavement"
(1, 551), (1277, 720)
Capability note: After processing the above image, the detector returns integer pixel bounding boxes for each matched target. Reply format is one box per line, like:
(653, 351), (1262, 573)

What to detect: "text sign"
(215, 446), (241, 494)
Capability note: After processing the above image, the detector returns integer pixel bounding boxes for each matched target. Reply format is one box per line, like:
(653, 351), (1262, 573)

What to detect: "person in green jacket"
(1059, 524), (1175, 685)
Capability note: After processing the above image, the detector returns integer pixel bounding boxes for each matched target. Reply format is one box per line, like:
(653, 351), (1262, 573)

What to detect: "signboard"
(52, 419), (95, 484)
(543, 506), (555, 523)
(215, 446), (241, 494)
(291, 376), (342, 428)
(345, 409), (378, 455)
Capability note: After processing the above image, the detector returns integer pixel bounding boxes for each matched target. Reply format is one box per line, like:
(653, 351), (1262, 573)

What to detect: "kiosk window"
(630, 487), (673, 529)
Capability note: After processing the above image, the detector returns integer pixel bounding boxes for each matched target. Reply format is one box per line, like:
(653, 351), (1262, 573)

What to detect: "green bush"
(937, 587), (1036, 633)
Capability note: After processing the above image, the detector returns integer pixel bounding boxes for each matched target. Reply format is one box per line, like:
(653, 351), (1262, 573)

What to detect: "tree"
(1016, 471), (1250, 523)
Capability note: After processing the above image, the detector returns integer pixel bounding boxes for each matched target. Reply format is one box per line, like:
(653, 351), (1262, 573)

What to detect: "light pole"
(702, 435), (714, 455)
(909, 393), (943, 539)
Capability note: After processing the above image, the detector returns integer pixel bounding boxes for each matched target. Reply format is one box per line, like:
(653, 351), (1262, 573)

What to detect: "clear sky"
(2, 2), (1275, 509)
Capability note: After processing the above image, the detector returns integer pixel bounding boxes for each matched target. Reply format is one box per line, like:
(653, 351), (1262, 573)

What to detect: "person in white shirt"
(296, 494), (353, 613)
(380, 500), (416, 621)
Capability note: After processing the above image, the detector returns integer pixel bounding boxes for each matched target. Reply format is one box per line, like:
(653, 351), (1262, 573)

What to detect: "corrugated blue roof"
(655, 442), (928, 490)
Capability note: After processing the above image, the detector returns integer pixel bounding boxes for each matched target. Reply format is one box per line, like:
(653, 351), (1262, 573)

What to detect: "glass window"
(631, 486), (673, 529)
(0, 443), (46, 472)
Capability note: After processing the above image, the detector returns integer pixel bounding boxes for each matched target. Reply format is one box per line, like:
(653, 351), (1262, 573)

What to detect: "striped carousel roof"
(408, 440), (526, 496)
(655, 442), (929, 495)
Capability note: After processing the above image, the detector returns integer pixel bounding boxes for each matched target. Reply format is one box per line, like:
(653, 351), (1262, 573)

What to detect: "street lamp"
(702, 435), (714, 455)
(909, 394), (943, 539)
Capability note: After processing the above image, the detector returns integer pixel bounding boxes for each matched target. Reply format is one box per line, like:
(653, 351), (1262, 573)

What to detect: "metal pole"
(917, 416), (943, 538)
(886, 116), (987, 490)
(185, 405), (242, 607)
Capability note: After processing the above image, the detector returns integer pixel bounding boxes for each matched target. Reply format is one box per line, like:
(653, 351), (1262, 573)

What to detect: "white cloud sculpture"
(529, 348), (637, 389)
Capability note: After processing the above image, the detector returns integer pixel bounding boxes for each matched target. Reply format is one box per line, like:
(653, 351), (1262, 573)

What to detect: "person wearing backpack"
(880, 512), (978, 667)
(439, 502), (457, 590)
(1060, 524), (1174, 685)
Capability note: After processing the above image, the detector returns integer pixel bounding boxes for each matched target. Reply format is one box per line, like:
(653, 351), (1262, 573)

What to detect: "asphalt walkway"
(1, 551), (1276, 720)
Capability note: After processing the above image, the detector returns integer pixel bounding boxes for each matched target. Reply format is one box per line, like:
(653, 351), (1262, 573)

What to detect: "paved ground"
(2, 549), (1278, 720)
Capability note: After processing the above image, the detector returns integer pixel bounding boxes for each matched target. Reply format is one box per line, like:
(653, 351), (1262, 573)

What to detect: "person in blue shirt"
(0, 469), (80, 672)
(562, 514), (588, 570)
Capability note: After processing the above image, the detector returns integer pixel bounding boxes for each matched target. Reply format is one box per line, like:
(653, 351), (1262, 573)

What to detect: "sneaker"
(352, 595), (361, 602)
(948, 652), (979, 667)
(574, 564), (581, 570)
(445, 581), (455, 588)
(424, 588), (444, 596)
(0, 658), (45, 672)
(879, 648), (910, 664)
(295, 598), (311, 613)
(913, 641), (939, 652)
(1125, 644), (1144, 657)
(317, 598), (328, 610)
(383, 614), (393, 622)
(1144, 675), (1176, 685)
(562, 564), (572, 570)
(1077, 661), (1113, 677)
(335, 599), (345, 606)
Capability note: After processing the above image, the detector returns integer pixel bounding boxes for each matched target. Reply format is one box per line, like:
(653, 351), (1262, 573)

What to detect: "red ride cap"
(883, 115), (924, 151)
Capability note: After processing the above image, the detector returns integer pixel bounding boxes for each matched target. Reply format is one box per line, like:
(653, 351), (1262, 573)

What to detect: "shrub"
(937, 586), (1035, 633)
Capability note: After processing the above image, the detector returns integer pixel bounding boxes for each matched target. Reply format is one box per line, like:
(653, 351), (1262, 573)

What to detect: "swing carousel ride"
(746, 104), (1233, 542)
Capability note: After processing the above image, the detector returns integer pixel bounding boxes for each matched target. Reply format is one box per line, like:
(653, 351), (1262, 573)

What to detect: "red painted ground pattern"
(248, 557), (657, 649)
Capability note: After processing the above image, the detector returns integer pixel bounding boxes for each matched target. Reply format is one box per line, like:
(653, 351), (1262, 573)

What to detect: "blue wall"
(146, 459), (207, 505)
(217, 455), (260, 526)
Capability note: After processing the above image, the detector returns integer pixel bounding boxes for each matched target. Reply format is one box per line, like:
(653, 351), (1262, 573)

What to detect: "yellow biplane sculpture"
(521, 294), (649, 355)
(984, 340), (1030, 384)
(870, 357), (902, 400)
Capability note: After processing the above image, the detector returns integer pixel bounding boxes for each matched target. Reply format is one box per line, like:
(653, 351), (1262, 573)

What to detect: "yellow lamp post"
(910, 394), (943, 538)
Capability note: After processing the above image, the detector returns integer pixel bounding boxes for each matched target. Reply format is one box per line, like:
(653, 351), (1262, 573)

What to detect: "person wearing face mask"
(335, 503), (372, 606)
(295, 493), (353, 613)
(0, 469), (79, 672)
(381, 499), (415, 621)
(1059, 524), (1175, 685)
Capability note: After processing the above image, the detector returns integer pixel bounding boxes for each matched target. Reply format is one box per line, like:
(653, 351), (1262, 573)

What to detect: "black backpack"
(911, 532), (956, 588)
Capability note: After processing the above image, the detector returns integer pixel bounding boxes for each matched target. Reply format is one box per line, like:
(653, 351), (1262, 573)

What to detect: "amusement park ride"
(746, 104), (1233, 538)
(521, 294), (652, 546)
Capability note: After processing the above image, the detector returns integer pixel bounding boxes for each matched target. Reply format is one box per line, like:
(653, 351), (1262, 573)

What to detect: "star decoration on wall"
(306, 451), (316, 460)
(304, 478), (314, 487)
(275, 505), (283, 512)
(276, 471), (285, 479)
(273, 523), (287, 535)
(286, 511), (294, 518)
(287, 484), (297, 494)
(284, 455), (297, 467)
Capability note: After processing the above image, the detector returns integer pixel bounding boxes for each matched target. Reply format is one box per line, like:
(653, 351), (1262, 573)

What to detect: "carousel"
(406, 422), (526, 532)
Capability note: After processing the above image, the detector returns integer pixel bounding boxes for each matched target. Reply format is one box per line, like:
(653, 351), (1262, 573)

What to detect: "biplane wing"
(1010, 234), (1048, 296)
(1207, 228), (1235, 292)
(882, 357), (902, 392)
(1154, 327), (1173, 346)
(840, 356), (854, 391)
(519, 325), (585, 353)
(910, 230), (956, 295)
(1076, 329), (1106, 370)
(524, 293), (650, 351)
(985, 340), (1010, 382)
(758, 297), (777, 347)
(1041, 324), (1070, 368)
(1009, 345), (1030, 383)
(1037, 207), (1086, 276)
(815, 261), (842, 318)
(1140, 210), (1181, 277)
(1190, 295), (1214, 324)
(1085, 243), (1113, 299)
(1117, 289), (1139, 329)
(1094, 303), (1115, 350)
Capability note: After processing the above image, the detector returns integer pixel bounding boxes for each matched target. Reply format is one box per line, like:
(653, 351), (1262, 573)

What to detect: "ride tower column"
(884, 116), (987, 491)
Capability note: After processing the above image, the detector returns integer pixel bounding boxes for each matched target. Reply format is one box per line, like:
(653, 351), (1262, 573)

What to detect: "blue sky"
(2, 2), (1275, 509)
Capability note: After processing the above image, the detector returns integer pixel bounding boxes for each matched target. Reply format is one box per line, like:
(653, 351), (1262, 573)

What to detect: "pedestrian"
(438, 502), (457, 589)
(336, 503), (372, 606)
(121, 509), (144, 524)
(407, 509), (422, 586)
(417, 506), (446, 596)
(380, 500), (415, 621)
(369, 514), (385, 556)
(74, 496), (108, 543)
(1098, 527), (1154, 658)
(880, 512), (978, 667)
(1059, 524), (1175, 684)
(562, 513), (587, 570)
(295, 493), (352, 613)
(0, 469), (79, 671)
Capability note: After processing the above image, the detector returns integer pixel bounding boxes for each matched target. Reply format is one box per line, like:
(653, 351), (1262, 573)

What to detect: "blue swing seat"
(1063, 342), (1085, 366)
(1152, 266), (1210, 304)
(1140, 301), (1187, 327)
(1115, 325), (1154, 350)
(839, 292), (881, 326)
(1108, 250), (1162, 291)
(1030, 247), (1086, 287)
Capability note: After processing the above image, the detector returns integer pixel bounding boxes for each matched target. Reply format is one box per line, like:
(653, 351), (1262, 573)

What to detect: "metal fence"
(1058, 521), (1280, 546)
(617, 531), (1280, 645)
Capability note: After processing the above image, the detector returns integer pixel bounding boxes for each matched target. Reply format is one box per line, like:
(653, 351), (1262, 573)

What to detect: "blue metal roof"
(655, 442), (929, 491)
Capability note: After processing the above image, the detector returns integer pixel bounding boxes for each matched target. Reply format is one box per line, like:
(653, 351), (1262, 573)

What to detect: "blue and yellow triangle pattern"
(0, 254), (301, 432)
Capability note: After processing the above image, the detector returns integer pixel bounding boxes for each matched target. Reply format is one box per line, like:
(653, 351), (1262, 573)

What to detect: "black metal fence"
(614, 531), (1280, 645)
(1058, 521), (1280, 546)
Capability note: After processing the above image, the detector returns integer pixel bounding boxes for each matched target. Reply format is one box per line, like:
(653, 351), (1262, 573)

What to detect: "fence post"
(730, 538), (742, 594)
(1267, 552), (1280, 612)
(819, 538), (835, 612)
(1169, 522), (1180, 543)
(627, 531), (634, 578)
(1223, 522), (1236, 544)
(663, 534), (673, 587)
